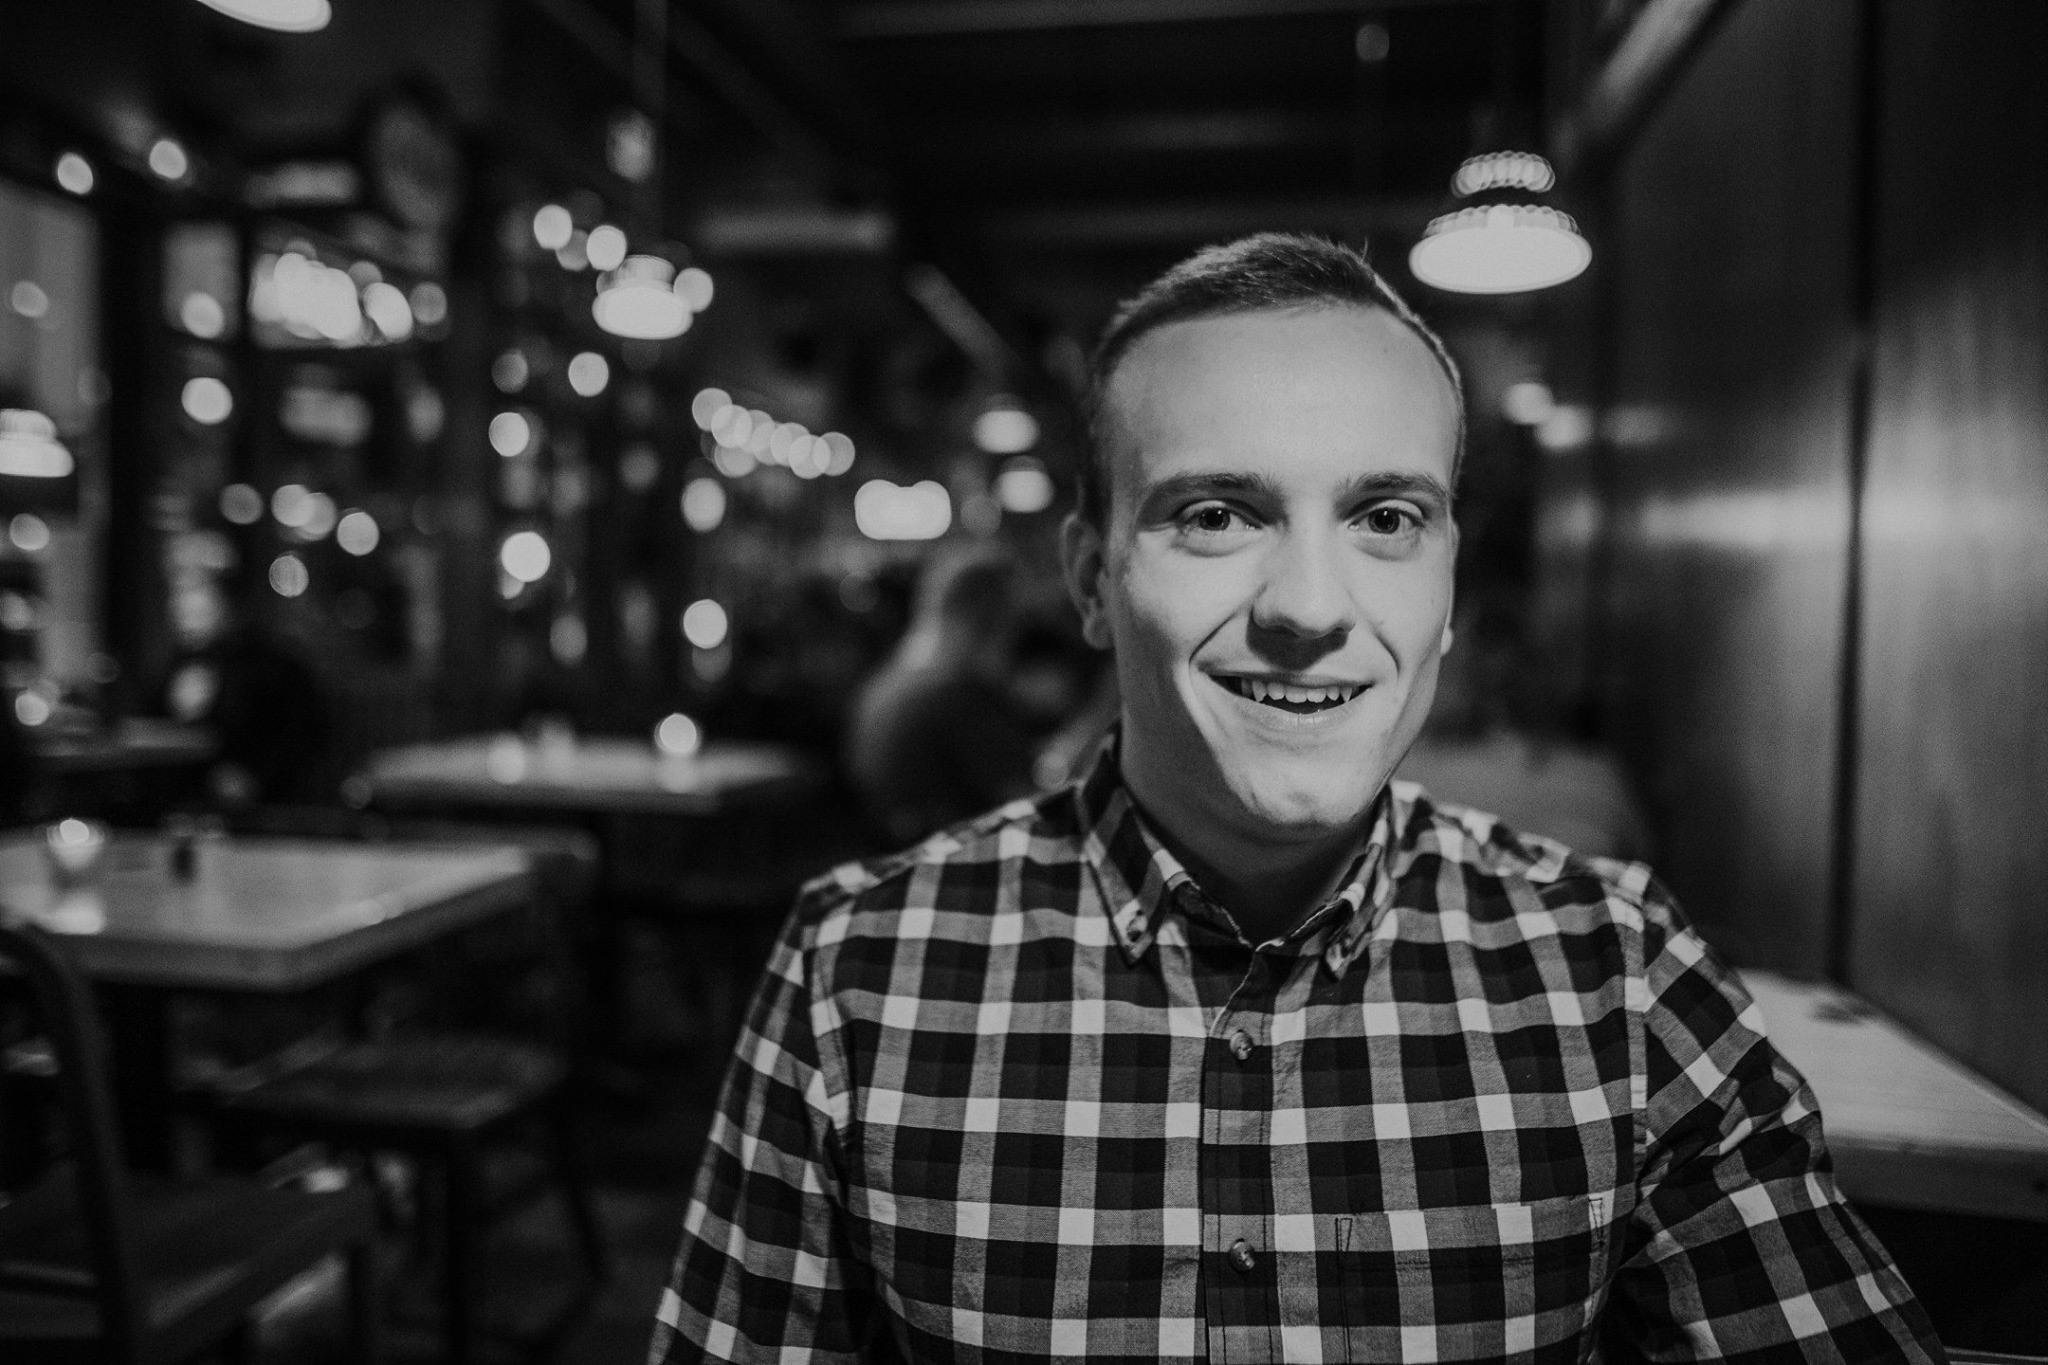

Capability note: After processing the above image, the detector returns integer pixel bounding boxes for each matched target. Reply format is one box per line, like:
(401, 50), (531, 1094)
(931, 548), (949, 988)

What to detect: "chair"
(205, 822), (607, 1365)
(0, 914), (379, 1365)
(214, 1029), (606, 1365)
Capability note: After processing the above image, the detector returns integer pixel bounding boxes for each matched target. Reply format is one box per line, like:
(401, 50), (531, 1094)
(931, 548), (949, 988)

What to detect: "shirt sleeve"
(1605, 886), (1945, 1361)
(648, 897), (873, 1364)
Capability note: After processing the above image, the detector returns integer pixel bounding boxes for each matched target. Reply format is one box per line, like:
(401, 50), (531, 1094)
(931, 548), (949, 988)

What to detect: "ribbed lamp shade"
(192, 0), (331, 32)
(1409, 150), (1591, 295)
(592, 255), (692, 340)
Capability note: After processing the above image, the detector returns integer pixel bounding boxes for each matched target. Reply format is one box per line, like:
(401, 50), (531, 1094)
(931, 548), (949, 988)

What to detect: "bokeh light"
(681, 598), (729, 650)
(994, 456), (1056, 514)
(271, 483), (315, 527)
(674, 267), (715, 311)
(973, 400), (1039, 454)
(566, 351), (610, 397)
(500, 529), (552, 583)
(336, 509), (380, 556)
(586, 225), (628, 272)
(532, 204), (573, 251)
(691, 388), (730, 428)
(9, 513), (51, 553)
(219, 483), (264, 525)
(181, 376), (233, 425)
(54, 151), (94, 196)
(681, 477), (727, 532)
(268, 553), (310, 597)
(147, 138), (190, 182)
(180, 292), (226, 338)
(654, 712), (702, 758)
(489, 410), (534, 457)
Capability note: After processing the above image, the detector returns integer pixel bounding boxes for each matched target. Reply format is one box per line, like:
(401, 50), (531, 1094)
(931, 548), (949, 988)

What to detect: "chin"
(1228, 770), (1385, 840)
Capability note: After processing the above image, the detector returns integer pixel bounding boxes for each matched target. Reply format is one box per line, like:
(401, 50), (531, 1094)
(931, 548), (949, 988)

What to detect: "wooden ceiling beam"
(838, 0), (1494, 40)
(980, 193), (1437, 249)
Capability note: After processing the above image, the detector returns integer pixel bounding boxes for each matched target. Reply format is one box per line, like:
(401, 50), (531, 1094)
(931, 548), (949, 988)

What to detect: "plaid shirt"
(653, 745), (1940, 1363)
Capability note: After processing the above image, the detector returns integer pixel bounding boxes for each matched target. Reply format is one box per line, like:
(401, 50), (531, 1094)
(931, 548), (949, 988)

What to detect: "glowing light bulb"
(586, 224), (628, 272)
(500, 530), (552, 583)
(148, 138), (190, 182)
(532, 204), (572, 251)
(566, 351), (610, 397)
(181, 376), (233, 425)
(54, 151), (94, 195)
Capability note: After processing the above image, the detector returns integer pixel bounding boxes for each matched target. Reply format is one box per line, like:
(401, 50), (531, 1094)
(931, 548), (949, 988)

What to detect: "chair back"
(0, 910), (149, 1360)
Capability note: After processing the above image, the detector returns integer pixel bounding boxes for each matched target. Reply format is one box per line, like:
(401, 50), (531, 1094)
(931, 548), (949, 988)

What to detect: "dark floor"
(247, 929), (731, 1365)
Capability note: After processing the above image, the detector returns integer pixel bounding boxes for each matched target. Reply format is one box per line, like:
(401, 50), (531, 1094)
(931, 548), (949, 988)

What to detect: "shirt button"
(1228, 1029), (1255, 1062)
(1228, 1238), (1258, 1274)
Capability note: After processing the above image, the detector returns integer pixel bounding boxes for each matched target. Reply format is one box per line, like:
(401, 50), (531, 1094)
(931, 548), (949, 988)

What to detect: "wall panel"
(1849, 1), (2048, 1109)
(1598, 0), (1859, 969)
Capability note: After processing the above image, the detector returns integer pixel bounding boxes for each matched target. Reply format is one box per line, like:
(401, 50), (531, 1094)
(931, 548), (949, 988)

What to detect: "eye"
(1180, 503), (1250, 535)
(1360, 504), (1420, 536)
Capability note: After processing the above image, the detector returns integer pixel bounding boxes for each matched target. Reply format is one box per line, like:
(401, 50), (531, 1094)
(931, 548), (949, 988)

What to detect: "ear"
(1440, 520), (1459, 657)
(1059, 512), (1114, 650)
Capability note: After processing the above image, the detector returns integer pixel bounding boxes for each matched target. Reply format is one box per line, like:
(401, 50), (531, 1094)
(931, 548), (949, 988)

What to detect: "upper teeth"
(1234, 679), (1360, 705)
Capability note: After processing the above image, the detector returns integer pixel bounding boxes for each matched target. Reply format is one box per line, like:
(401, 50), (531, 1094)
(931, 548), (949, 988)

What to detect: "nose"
(1248, 527), (1356, 655)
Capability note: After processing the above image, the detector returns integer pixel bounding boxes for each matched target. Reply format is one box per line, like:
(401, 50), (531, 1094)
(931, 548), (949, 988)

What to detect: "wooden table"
(0, 830), (536, 1166)
(359, 734), (824, 817)
(1745, 971), (2048, 1223)
(30, 718), (218, 777)
(358, 734), (834, 1054)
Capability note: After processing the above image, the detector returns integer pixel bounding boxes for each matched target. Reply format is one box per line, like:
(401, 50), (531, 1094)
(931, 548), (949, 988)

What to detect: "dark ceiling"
(602, 0), (1554, 367)
(0, 0), (1560, 393)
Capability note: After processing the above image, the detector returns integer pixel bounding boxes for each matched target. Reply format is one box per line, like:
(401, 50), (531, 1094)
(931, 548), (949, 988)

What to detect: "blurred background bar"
(1, 0), (2045, 1357)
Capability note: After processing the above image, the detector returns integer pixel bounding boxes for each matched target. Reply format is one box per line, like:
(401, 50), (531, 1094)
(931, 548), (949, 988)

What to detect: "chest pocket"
(1335, 1192), (1611, 1363)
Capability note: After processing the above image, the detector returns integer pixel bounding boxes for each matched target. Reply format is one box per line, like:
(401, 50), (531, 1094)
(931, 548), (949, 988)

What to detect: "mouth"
(1213, 675), (1366, 715)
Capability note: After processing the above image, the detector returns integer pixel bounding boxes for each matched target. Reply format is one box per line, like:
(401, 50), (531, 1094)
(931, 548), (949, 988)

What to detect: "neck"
(1133, 791), (1369, 947)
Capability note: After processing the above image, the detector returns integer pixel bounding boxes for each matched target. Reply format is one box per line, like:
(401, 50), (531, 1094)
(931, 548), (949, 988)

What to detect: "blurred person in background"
(1398, 592), (1650, 861)
(655, 234), (1936, 1362)
(843, 546), (1039, 844)
(146, 573), (335, 809)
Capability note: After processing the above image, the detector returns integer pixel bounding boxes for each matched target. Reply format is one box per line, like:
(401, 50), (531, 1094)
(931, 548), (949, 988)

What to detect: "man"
(652, 234), (1939, 1361)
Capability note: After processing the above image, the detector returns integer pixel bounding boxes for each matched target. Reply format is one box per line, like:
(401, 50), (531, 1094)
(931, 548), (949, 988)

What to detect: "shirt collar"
(1075, 732), (1406, 977)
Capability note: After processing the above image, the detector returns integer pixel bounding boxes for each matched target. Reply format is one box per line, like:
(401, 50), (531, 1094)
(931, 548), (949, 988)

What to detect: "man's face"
(1063, 304), (1459, 850)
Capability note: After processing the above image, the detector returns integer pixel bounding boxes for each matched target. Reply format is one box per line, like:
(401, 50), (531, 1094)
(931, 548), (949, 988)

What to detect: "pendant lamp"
(592, 0), (708, 341)
(1409, 0), (1590, 295)
(0, 410), (75, 479)
(191, 0), (331, 33)
(1408, 149), (1591, 294)
(593, 255), (692, 340)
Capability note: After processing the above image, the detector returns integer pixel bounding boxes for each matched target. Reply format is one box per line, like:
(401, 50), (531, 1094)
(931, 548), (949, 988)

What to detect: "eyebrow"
(1140, 469), (1454, 508)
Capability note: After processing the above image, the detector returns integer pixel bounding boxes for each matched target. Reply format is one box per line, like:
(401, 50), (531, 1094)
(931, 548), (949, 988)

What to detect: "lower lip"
(1210, 677), (1365, 727)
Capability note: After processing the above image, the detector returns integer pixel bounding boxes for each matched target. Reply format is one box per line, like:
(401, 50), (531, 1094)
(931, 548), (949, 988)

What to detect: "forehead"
(1098, 304), (1460, 492)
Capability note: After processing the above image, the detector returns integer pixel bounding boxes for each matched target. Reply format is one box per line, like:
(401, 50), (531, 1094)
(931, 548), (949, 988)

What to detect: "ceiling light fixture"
(0, 410), (75, 478)
(1408, 150), (1590, 294)
(591, 0), (714, 342)
(191, 0), (331, 33)
(1410, 0), (1590, 296)
(593, 255), (691, 340)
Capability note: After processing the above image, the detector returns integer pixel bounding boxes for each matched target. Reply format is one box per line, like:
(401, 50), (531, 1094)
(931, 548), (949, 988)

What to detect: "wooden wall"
(1595, 0), (1860, 971)
(1579, 0), (2048, 1110)
(1847, 2), (2048, 1108)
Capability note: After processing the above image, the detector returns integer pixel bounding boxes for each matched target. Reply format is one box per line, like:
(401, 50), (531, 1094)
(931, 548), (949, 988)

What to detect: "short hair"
(1078, 232), (1465, 527)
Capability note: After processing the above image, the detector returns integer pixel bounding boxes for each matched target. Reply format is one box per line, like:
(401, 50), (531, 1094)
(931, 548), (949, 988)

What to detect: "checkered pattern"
(651, 746), (1939, 1363)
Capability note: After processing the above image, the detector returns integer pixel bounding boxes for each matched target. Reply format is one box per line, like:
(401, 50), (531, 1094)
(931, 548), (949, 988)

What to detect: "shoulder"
(785, 785), (1090, 949)
(1392, 778), (1680, 944)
